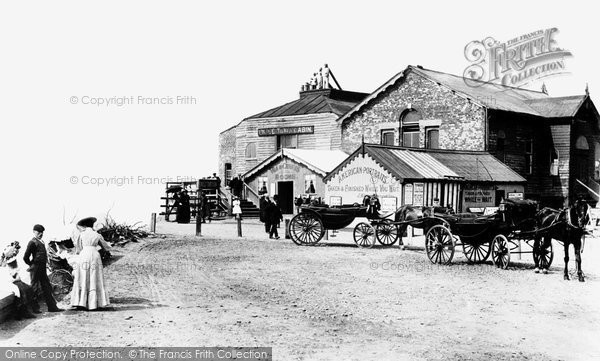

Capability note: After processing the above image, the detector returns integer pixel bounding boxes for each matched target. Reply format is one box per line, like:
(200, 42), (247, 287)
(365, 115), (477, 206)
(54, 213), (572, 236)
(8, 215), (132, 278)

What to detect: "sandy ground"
(1, 219), (599, 360)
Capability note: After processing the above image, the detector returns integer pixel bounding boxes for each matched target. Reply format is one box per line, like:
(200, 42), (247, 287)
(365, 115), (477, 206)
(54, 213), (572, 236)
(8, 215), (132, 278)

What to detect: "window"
(425, 127), (439, 149)
(381, 129), (395, 146)
(277, 134), (298, 150)
(400, 109), (421, 148)
(550, 148), (559, 176)
(305, 175), (316, 194)
(245, 143), (256, 159)
(258, 177), (268, 195)
(576, 135), (589, 150)
(524, 138), (533, 175)
(224, 163), (232, 183)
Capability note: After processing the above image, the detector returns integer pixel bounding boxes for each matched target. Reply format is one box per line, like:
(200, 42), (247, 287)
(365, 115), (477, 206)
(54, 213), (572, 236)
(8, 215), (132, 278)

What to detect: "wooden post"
(196, 180), (202, 236)
(150, 213), (156, 233)
(237, 215), (242, 237)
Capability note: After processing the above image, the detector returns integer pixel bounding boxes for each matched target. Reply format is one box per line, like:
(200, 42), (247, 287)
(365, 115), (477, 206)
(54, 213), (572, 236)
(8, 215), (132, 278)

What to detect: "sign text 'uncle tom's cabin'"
(258, 126), (315, 136)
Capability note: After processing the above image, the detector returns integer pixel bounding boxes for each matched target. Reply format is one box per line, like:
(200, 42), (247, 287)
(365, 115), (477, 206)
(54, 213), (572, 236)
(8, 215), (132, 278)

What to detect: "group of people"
(228, 175), (245, 199)
(304, 63), (331, 91)
(259, 195), (283, 239)
(1, 218), (111, 320)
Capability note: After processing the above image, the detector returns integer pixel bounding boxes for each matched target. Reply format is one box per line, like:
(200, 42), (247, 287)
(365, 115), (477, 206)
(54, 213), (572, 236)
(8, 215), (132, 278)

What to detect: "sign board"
(483, 207), (499, 216)
(197, 179), (219, 189)
(329, 196), (342, 206)
(404, 184), (414, 205)
(413, 183), (424, 206)
(463, 187), (495, 210)
(380, 197), (398, 215)
(258, 126), (314, 137)
(324, 154), (402, 206)
(507, 192), (524, 200)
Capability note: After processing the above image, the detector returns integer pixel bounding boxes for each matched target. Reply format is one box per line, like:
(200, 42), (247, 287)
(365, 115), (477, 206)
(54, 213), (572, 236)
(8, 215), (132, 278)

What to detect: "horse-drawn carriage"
(288, 197), (590, 280)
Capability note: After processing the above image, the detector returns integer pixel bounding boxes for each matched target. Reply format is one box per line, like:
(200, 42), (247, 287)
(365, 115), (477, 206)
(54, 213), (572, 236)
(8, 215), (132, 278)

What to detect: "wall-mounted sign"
(463, 187), (495, 209)
(413, 183), (424, 206)
(258, 126), (314, 137)
(404, 184), (414, 205)
(330, 196), (342, 206)
(380, 197), (398, 215)
(507, 192), (524, 200)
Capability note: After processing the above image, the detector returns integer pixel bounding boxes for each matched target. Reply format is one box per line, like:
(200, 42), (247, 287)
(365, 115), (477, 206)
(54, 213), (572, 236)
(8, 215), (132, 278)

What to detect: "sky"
(0, 0), (597, 244)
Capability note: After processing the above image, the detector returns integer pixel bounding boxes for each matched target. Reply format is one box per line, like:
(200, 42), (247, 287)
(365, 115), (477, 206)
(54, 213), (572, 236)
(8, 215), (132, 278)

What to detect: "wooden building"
(338, 65), (600, 207)
(218, 88), (368, 185)
(324, 144), (525, 213)
(243, 148), (348, 214)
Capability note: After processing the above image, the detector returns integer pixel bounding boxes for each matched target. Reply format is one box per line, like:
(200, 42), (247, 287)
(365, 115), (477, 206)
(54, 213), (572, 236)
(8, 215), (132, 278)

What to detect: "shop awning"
(324, 144), (526, 183)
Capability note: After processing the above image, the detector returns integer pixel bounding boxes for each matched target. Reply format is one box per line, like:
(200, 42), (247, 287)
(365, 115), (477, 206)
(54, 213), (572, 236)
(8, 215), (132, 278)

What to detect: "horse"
(533, 198), (589, 281)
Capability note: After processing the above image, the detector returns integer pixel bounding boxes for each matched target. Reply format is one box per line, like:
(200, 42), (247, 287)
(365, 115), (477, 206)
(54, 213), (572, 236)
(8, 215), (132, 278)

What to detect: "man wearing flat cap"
(23, 224), (63, 312)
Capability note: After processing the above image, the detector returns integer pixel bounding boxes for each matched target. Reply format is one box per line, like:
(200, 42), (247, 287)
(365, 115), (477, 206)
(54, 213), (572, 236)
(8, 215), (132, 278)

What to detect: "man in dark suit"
(23, 224), (63, 312)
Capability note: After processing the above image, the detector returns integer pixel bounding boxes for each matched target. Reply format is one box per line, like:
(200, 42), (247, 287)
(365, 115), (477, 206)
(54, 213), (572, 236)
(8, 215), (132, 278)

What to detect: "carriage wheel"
(425, 225), (455, 265)
(49, 269), (74, 302)
(376, 221), (399, 246)
(289, 213), (324, 246)
(491, 234), (511, 269)
(462, 241), (491, 263)
(353, 223), (376, 248)
(533, 241), (553, 269)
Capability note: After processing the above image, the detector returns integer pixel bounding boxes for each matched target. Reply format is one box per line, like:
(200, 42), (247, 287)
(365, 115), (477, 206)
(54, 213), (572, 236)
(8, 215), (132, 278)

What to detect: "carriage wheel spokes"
(376, 221), (399, 246)
(491, 234), (511, 269)
(425, 225), (455, 265)
(533, 240), (554, 269)
(353, 222), (376, 248)
(462, 241), (491, 263)
(289, 213), (324, 246)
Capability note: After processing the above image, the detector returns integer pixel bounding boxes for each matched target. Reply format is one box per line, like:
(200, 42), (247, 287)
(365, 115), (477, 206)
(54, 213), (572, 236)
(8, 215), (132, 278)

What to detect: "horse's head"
(570, 197), (590, 229)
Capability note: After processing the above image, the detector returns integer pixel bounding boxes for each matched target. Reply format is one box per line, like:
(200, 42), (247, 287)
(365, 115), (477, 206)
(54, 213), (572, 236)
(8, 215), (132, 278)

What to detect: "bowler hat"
(77, 217), (97, 228)
(33, 224), (45, 232)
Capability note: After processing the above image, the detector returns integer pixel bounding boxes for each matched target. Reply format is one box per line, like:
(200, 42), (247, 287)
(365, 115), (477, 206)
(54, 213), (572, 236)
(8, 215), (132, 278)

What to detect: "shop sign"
(258, 126), (314, 136)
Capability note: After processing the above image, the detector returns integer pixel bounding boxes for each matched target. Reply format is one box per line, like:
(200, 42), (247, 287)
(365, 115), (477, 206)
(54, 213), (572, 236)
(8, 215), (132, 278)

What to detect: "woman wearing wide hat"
(70, 217), (110, 310)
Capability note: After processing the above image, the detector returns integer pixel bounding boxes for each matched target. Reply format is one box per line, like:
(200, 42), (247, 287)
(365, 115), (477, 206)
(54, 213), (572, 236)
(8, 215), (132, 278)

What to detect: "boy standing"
(23, 224), (63, 312)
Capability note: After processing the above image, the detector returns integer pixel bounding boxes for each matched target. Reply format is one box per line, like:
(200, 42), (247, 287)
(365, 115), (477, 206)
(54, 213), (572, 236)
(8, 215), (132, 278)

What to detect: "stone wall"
(341, 71), (486, 153)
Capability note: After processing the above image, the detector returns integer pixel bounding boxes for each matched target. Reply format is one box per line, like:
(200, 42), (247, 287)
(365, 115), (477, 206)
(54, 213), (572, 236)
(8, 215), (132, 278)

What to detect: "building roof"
(247, 89), (368, 119)
(244, 148), (350, 179)
(338, 65), (589, 125)
(324, 144), (526, 183)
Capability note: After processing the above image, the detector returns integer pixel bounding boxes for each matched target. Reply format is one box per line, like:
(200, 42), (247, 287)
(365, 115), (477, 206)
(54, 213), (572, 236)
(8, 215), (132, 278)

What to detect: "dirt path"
(1, 233), (599, 360)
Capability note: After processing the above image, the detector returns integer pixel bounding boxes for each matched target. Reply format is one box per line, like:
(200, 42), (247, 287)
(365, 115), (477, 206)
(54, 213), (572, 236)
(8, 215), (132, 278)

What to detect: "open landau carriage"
(288, 198), (583, 270)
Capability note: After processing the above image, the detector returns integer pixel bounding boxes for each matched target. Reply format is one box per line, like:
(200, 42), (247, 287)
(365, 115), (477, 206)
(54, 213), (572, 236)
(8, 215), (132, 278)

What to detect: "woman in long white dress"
(70, 217), (110, 310)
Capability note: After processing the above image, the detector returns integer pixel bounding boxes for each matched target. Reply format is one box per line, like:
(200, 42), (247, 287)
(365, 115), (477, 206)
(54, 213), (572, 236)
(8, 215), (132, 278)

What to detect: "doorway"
(277, 181), (294, 214)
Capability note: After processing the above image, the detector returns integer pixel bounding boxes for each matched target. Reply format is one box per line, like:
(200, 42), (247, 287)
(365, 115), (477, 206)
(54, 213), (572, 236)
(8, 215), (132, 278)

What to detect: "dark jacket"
(259, 197), (268, 222)
(266, 202), (283, 223)
(23, 237), (48, 267)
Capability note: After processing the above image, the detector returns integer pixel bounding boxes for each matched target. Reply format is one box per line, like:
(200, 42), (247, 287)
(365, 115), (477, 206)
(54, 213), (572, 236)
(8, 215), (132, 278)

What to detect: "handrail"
(242, 182), (260, 206)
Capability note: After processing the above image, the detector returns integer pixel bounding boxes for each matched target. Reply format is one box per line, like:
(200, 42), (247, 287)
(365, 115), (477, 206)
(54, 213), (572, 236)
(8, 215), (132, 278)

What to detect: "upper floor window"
(381, 129), (395, 146)
(277, 134), (297, 150)
(576, 135), (589, 150)
(245, 142), (256, 159)
(496, 130), (506, 163)
(400, 109), (421, 148)
(224, 163), (232, 182)
(425, 127), (439, 149)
